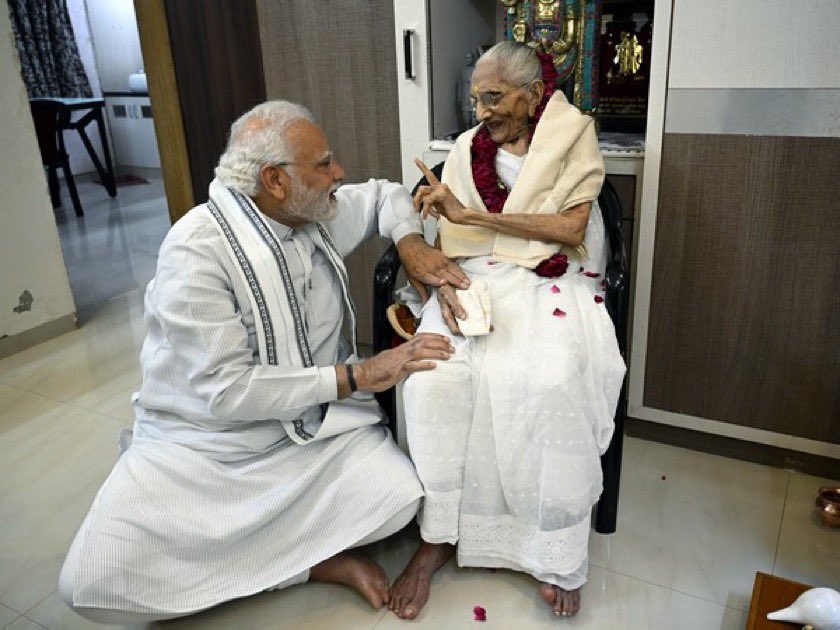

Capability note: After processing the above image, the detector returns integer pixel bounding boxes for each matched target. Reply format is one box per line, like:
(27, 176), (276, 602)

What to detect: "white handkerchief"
(455, 278), (491, 336)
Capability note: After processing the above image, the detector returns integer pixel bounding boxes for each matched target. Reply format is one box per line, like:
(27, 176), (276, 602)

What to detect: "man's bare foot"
(310, 551), (390, 609)
(539, 583), (581, 617)
(389, 542), (455, 619)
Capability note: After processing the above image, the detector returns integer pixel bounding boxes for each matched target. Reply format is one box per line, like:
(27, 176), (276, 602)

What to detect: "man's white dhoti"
(403, 207), (625, 591)
(67, 424), (420, 615)
(61, 179), (424, 616)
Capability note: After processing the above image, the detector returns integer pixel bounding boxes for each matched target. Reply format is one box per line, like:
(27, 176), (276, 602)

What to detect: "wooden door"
(138, 0), (401, 347)
(256, 0), (402, 348)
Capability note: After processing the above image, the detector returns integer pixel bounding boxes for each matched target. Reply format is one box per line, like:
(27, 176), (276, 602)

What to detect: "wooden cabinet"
(628, 0), (840, 467)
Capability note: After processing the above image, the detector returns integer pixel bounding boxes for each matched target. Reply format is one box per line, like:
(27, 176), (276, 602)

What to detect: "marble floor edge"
(770, 473), (792, 574)
(0, 601), (25, 618)
(370, 608), (405, 630)
(20, 590), (56, 629)
(589, 563), (752, 612)
(365, 607), (391, 629)
(0, 382), (128, 424)
(3, 616), (47, 630)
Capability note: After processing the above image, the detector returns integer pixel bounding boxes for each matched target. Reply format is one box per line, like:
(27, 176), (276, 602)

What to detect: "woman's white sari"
(403, 135), (625, 589)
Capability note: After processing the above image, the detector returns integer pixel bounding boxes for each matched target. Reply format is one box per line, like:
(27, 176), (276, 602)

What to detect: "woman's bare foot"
(539, 583), (581, 617)
(309, 551), (390, 609)
(389, 542), (455, 619)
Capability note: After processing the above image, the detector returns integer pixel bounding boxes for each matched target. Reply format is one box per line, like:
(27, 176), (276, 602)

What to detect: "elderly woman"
(389, 42), (626, 619)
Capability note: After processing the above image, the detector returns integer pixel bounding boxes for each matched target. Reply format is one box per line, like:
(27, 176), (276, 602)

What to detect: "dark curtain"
(7, 0), (92, 98)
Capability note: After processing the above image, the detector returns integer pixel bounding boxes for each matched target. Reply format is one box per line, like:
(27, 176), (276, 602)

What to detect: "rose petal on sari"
(553, 308), (566, 317)
(550, 285), (561, 294)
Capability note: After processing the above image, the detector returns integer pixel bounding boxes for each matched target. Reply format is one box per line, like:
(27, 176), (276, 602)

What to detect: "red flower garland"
(470, 52), (557, 214)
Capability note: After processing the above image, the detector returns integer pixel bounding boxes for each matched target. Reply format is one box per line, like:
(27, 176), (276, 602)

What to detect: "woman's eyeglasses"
(469, 83), (532, 111)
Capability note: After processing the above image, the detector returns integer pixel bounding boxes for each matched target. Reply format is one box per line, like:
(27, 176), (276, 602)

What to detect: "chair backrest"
(28, 100), (63, 165)
(597, 177), (623, 261)
(597, 177), (629, 357)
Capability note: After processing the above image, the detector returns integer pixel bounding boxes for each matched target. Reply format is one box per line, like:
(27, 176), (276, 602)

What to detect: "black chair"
(29, 99), (84, 217)
(372, 167), (630, 535)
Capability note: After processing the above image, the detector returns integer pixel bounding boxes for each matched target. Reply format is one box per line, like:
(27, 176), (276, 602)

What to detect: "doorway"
(12, 0), (171, 322)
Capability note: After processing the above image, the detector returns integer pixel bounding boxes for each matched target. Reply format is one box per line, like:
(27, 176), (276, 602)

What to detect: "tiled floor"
(53, 170), (170, 323)
(1, 179), (837, 628)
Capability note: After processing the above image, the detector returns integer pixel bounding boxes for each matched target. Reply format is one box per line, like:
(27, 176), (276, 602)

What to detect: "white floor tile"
(774, 471), (840, 588)
(24, 591), (115, 630)
(589, 437), (789, 611)
(53, 171), (169, 322)
(0, 294), (144, 409)
(4, 615), (47, 630)
(158, 586), (387, 630)
(0, 386), (124, 613)
(371, 564), (740, 630)
(0, 603), (21, 627)
(90, 383), (140, 425)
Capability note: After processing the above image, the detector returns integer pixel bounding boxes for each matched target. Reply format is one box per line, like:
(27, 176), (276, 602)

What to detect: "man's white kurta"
(67, 181), (424, 614)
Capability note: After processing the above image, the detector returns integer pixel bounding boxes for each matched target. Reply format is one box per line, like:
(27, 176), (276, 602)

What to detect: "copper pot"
(815, 486), (840, 528)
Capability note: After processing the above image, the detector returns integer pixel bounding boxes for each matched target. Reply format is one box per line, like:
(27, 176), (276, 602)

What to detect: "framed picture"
(598, 0), (653, 133)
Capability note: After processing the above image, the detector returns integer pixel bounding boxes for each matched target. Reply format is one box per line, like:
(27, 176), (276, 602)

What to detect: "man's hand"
(353, 333), (455, 392)
(396, 234), (469, 303)
(437, 285), (466, 336)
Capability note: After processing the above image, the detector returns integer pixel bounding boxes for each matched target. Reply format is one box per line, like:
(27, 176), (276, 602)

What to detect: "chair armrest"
(373, 243), (402, 354)
(372, 243), (402, 429)
(605, 261), (629, 358)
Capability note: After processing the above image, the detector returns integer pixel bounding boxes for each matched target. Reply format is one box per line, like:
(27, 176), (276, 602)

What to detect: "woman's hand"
(414, 183), (473, 224)
(437, 285), (466, 336)
(413, 158), (474, 225)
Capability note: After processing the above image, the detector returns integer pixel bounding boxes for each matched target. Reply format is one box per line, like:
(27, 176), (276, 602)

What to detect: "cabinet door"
(393, 0), (432, 184)
(630, 0), (840, 457)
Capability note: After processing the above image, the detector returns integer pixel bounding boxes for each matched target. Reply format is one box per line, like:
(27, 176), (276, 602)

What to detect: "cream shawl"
(439, 92), (604, 268)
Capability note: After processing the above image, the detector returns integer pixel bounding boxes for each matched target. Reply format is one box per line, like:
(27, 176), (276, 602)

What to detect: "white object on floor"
(767, 587), (840, 630)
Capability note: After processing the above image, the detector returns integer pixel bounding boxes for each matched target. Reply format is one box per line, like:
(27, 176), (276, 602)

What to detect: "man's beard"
(284, 172), (339, 222)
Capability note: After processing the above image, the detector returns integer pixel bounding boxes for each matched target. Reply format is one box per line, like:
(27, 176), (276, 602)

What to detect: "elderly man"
(58, 100), (465, 624)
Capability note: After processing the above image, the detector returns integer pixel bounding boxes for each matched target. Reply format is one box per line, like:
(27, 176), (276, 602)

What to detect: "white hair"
(215, 100), (314, 196)
(475, 40), (542, 87)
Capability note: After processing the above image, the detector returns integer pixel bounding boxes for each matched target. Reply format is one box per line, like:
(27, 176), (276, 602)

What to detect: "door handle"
(403, 29), (415, 80)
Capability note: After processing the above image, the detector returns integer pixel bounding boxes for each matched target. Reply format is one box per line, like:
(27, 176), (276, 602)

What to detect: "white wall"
(664, 0), (840, 138)
(0, 8), (76, 338)
(85, 0), (143, 92)
(68, 0), (102, 97)
(669, 0), (840, 89)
